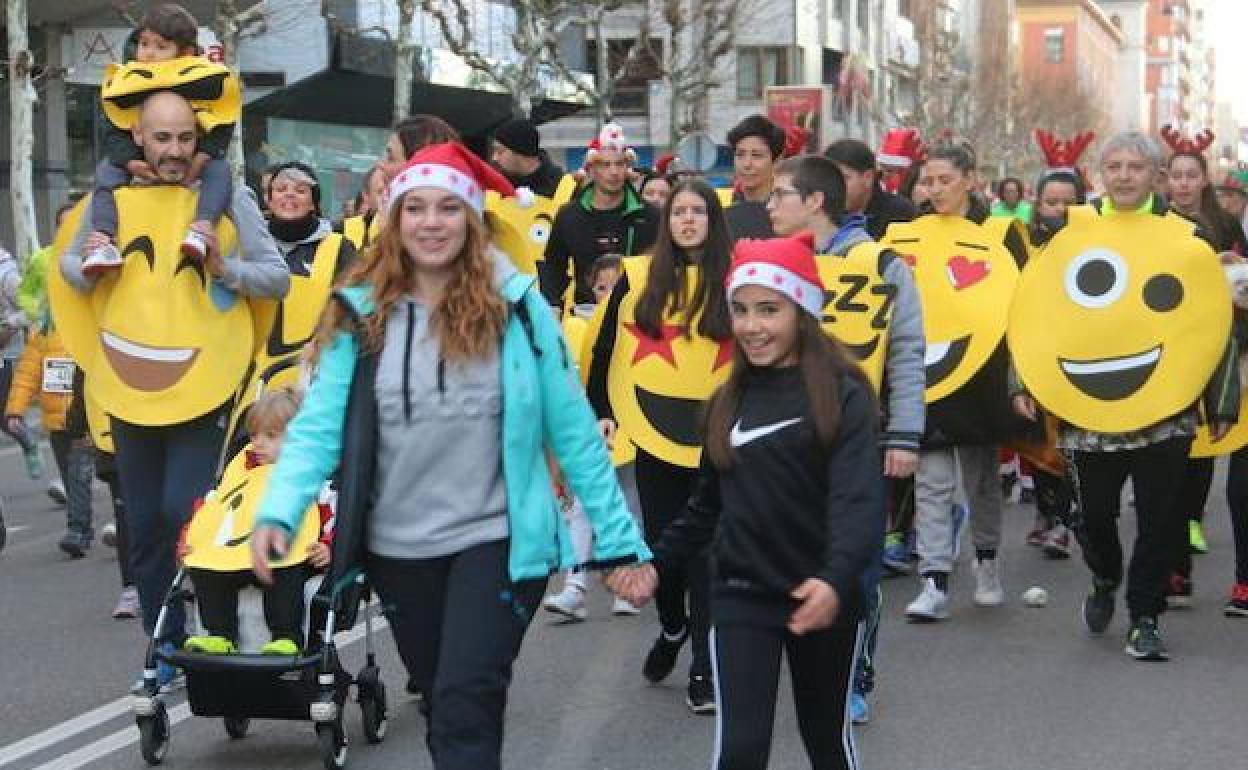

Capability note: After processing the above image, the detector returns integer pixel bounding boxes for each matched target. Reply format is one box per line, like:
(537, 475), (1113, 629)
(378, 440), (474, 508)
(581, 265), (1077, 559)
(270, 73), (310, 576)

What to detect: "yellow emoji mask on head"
(49, 188), (264, 427)
(815, 243), (897, 393)
(182, 449), (320, 572)
(486, 176), (577, 276)
(1008, 206), (1230, 434)
(596, 256), (733, 468)
(101, 57), (242, 134)
(884, 215), (1021, 403)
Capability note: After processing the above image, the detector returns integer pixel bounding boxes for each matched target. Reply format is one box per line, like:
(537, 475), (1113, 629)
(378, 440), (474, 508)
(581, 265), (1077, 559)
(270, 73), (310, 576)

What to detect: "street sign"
(676, 132), (719, 173)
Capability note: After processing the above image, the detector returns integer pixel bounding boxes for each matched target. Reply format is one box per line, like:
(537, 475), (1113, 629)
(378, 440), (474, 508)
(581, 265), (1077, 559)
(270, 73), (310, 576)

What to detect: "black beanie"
(493, 118), (540, 158)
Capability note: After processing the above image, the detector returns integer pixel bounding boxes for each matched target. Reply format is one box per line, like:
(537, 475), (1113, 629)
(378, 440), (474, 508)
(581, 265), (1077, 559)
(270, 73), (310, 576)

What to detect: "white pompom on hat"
(584, 122), (637, 167)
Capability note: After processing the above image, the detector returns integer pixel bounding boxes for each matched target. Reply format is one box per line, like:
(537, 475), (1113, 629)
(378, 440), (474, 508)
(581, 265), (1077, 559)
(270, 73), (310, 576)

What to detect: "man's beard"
(156, 156), (189, 182)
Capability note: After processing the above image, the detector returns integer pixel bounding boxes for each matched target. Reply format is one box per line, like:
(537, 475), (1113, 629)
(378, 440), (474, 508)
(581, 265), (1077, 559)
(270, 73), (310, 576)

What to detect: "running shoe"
(881, 532), (912, 575)
(1042, 526), (1072, 559)
(1166, 573), (1193, 609)
(1082, 579), (1116, 635)
(542, 584), (588, 621)
(23, 446), (44, 480)
(972, 558), (1004, 606)
(905, 577), (949, 622)
(47, 480), (66, 505)
(1188, 519), (1208, 554)
(185, 635), (237, 655)
(1125, 617), (1169, 661)
(1224, 583), (1248, 618)
(850, 692), (870, 725)
(612, 596), (641, 616)
(101, 522), (118, 548)
(112, 586), (140, 619)
(181, 229), (209, 260)
(260, 638), (299, 656)
(81, 242), (124, 276)
(642, 628), (688, 683)
(686, 675), (716, 715)
(1025, 528), (1048, 548)
(58, 531), (90, 559)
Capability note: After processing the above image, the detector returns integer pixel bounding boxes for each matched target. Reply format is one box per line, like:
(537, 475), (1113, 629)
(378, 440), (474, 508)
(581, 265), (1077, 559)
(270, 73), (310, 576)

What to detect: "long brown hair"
(309, 193), (507, 363)
(1168, 151), (1242, 251)
(634, 177), (733, 340)
(703, 310), (872, 469)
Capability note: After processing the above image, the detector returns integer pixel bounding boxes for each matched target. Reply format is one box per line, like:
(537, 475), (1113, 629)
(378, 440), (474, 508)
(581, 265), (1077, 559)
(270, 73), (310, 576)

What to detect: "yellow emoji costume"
(1008, 206), (1230, 434)
(814, 242), (897, 393)
(182, 449), (320, 572)
(48, 189), (270, 427)
(883, 215), (1022, 403)
(101, 56), (241, 134)
(486, 175), (577, 276)
(228, 232), (349, 438)
(585, 256), (733, 469)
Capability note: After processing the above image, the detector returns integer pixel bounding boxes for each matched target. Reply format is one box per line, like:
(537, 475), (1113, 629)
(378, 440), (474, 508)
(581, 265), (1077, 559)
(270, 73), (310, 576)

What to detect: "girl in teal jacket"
(250, 142), (650, 770)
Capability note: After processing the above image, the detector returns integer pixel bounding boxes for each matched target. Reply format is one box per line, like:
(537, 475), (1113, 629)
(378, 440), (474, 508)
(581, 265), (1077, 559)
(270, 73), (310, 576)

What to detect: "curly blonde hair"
(309, 193), (507, 364)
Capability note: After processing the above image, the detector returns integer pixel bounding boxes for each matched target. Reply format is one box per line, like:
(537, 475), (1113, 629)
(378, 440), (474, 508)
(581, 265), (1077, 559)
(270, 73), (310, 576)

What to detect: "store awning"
(246, 33), (591, 141)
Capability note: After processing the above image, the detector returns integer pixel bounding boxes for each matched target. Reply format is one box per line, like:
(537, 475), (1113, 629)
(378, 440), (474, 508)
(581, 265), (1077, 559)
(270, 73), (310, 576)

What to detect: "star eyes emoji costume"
(1008, 205), (1231, 434)
(583, 255), (734, 469)
(883, 214), (1022, 403)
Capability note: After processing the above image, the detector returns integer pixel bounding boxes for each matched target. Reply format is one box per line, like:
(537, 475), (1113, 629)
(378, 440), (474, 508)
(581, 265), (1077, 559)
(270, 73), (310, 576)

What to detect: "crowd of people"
(2, 3), (1247, 769)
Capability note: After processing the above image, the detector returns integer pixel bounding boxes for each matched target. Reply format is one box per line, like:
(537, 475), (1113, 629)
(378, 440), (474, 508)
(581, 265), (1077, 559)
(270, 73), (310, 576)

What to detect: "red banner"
(765, 87), (822, 155)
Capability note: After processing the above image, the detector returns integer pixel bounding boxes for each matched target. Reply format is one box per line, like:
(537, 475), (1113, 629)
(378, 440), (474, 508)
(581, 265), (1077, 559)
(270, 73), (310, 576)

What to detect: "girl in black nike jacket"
(611, 232), (884, 770)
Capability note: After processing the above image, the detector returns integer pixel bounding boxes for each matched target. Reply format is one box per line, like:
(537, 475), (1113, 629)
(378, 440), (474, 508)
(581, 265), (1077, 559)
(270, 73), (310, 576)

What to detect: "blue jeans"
(112, 407), (226, 642)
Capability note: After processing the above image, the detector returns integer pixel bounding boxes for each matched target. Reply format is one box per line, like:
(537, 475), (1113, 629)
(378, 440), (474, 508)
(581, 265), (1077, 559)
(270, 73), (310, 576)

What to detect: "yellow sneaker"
(184, 635), (236, 655)
(260, 638), (299, 656)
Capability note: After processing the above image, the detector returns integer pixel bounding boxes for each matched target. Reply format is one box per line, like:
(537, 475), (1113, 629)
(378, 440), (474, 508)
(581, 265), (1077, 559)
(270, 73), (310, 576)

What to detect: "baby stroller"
(132, 479), (387, 769)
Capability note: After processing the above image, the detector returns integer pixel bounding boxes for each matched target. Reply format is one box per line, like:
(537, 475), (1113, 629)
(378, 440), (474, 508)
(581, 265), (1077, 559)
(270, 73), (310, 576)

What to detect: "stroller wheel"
(359, 679), (388, 744)
(137, 700), (170, 765)
(316, 720), (348, 770)
(224, 717), (250, 740)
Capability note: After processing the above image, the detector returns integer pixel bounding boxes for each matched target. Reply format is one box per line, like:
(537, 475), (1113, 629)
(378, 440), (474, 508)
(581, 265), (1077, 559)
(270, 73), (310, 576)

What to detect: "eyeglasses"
(766, 188), (803, 204)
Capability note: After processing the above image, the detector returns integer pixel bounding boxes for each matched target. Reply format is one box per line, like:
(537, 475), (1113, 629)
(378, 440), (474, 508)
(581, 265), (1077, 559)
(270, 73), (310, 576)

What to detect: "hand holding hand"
(605, 563), (658, 606)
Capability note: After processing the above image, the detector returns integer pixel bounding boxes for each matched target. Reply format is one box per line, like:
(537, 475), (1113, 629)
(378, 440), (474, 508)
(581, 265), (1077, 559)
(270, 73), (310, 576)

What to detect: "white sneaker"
(81, 242), (123, 275)
(542, 585), (587, 621)
(612, 596), (641, 616)
(101, 522), (118, 548)
(181, 229), (208, 260)
(972, 558), (1005, 606)
(905, 577), (950, 621)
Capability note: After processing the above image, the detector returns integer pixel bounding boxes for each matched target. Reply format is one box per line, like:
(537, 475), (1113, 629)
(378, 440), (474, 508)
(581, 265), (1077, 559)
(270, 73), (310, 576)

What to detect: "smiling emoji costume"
(49, 189), (270, 427)
(182, 448), (320, 572)
(1009, 205), (1230, 434)
(883, 214), (1022, 403)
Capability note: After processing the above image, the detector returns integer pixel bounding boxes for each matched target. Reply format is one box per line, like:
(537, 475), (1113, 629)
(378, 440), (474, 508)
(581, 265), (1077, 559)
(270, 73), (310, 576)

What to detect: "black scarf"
(269, 212), (320, 245)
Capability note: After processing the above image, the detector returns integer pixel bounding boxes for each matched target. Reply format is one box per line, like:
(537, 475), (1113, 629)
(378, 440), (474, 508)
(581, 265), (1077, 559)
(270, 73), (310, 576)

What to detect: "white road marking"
(0, 608), (386, 769)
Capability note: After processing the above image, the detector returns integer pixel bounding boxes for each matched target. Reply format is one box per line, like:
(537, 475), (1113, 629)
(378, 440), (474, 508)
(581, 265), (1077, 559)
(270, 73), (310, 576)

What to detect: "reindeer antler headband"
(1160, 125), (1215, 156)
(1033, 129), (1096, 171)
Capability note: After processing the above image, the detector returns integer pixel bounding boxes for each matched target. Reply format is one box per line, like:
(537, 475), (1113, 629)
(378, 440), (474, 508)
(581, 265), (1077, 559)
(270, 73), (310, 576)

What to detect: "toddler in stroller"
(133, 387), (386, 768)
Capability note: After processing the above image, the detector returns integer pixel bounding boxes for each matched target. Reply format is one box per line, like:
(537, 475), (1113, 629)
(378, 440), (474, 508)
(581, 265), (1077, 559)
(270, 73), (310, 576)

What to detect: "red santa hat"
(584, 122), (637, 166)
(387, 141), (530, 215)
(877, 128), (926, 168)
(726, 232), (825, 319)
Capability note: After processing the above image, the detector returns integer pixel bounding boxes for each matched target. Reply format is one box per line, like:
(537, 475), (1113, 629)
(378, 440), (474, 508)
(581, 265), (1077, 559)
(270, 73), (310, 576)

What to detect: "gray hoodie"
(368, 252), (520, 559)
(824, 225), (926, 450)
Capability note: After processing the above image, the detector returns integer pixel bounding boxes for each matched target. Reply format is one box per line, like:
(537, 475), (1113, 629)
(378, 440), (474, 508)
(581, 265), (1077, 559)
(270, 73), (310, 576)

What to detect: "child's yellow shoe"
(184, 635), (236, 655)
(260, 638), (299, 656)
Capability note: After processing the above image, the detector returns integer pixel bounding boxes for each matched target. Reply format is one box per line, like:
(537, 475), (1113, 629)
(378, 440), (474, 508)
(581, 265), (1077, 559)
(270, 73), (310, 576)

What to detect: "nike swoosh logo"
(730, 417), (802, 447)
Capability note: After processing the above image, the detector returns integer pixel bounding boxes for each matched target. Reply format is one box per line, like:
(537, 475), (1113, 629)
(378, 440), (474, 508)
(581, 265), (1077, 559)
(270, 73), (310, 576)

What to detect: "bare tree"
(214, 1), (272, 180)
(7, 0), (39, 257)
(646, 0), (744, 145)
(393, 0), (419, 123)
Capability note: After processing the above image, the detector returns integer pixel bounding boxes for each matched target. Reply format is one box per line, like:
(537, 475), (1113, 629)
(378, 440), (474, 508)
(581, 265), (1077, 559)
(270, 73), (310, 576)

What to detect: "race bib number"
(42, 358), (76, 394)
